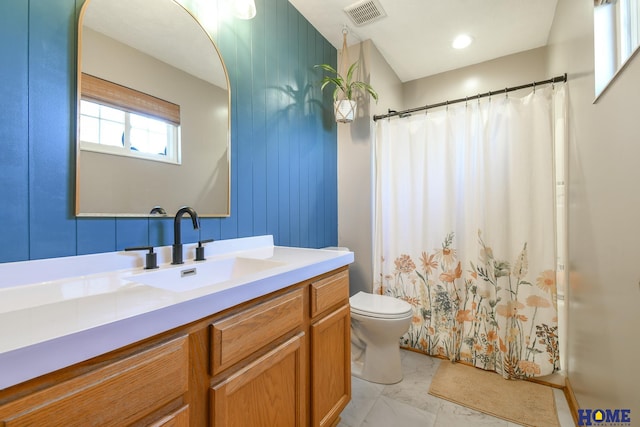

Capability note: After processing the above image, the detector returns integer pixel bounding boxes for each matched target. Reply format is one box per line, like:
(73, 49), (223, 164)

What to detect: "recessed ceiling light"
(452, 34), (473, 49)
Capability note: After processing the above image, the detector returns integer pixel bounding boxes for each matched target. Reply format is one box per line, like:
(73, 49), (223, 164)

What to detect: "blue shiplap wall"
(0, 0), (337, 263)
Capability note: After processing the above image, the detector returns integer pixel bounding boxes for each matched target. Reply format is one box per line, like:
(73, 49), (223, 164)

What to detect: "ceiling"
(288, 0), (559, 83)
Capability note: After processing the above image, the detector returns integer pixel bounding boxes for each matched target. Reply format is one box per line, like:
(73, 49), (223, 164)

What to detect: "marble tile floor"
(338, 349), (575, 427)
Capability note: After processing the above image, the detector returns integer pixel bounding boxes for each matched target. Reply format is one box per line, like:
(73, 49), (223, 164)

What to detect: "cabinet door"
(149, 405), (189, 427)
(311, 305), (351, 427)
(210, 333), (306, 427)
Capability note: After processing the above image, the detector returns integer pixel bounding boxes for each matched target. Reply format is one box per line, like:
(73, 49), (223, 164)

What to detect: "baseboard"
(400, 346), (565, 387)
(564, 377), (580, 426)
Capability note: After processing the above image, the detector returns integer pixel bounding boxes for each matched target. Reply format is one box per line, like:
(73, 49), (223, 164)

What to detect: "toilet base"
(351, 343), (404, 385)
(349, 292), (413, 385)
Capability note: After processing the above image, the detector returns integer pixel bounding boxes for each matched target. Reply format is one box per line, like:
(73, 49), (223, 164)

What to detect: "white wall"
(402, 47), (548, 108)
(337, 40), (402, 295)
(547, 0), (640, 415)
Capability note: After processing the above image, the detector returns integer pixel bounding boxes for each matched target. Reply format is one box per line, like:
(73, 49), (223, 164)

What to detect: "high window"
(594, 0), (640, 97)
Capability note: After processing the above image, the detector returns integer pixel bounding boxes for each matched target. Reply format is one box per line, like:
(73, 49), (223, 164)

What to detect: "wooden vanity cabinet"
(0, 267), (351, 427)
(208, 288), (306, 427)
(309, 270), (351, 427)
(206, 269), (350, 427)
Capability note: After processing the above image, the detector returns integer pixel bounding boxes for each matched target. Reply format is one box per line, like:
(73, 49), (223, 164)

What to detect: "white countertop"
(0, 236), (354, 390)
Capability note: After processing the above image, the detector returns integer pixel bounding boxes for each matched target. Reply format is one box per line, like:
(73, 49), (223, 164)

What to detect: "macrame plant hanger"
(334, 27), (357, 123)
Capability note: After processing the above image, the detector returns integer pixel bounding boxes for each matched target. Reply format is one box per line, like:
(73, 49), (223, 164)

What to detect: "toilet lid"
(349, 292), (413, 318)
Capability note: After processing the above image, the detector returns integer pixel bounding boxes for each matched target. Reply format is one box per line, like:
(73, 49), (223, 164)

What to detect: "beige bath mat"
(428, 361), (560, 427)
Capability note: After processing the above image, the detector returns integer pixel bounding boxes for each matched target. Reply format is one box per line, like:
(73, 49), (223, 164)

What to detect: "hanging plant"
(315, 61), (378, 123)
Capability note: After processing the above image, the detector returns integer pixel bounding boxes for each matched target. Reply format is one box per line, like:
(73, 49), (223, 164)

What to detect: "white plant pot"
(334, 100), (357, 123)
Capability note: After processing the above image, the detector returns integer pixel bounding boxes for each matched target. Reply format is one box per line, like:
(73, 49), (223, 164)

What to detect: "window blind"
(80, 73), (180, 125)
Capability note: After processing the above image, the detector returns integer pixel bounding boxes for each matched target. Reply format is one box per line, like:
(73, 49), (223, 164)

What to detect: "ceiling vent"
(344, 0), (387, 26)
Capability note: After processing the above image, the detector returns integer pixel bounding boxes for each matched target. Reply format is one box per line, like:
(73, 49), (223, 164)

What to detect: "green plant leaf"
(314, 60), (378, 102)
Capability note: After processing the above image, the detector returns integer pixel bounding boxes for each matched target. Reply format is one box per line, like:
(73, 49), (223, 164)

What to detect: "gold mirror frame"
(76, 0), (231, 217)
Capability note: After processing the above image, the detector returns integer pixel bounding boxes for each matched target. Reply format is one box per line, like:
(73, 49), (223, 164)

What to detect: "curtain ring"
(533, 81), (536, 93)
(445, 100), (449, 111)
(505, 87), (508, 99)
(465, 96), (468, 107)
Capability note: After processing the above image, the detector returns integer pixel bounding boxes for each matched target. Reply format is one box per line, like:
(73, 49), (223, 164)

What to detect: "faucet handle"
(195, 239), (214, 262)
(124, 246), (159, 270)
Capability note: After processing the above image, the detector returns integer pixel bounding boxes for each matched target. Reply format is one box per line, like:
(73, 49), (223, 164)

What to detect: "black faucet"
(172, 206), (200, 265)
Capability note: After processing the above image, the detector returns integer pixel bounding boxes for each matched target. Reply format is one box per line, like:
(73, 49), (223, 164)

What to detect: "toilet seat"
(350, 292), (413, 319)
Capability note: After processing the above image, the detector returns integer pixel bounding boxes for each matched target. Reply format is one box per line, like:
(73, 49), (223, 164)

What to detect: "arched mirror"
(76, 0), (230, 217)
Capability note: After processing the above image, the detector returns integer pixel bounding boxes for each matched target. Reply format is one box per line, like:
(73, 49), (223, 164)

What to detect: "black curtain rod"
(373, 73), (567, 121)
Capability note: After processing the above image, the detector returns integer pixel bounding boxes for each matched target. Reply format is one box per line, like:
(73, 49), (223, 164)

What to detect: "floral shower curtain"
(374, 85), (566, 379)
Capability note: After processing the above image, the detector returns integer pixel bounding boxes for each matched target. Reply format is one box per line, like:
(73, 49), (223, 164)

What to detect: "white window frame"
(79, 99), (181, 165)
(594, 0), (640, 99)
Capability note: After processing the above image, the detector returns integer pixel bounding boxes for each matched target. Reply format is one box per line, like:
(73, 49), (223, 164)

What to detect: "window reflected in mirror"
(79, 72), (182, 165)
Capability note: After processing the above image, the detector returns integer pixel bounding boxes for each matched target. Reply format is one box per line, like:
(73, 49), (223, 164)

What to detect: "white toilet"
(349, 291), (413, 384)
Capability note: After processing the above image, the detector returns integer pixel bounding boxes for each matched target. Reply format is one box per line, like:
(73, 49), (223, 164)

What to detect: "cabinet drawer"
(210, 288), (304, 374)
(0, 336), (189, 427)
(310, 270), (349, 318)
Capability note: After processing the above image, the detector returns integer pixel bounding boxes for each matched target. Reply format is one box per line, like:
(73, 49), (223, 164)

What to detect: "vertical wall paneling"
(217, 15), (240, 241)
(275, 0), (291, 246)
(198, 217), (221, 242)
(307, 25), (320, 249)
(264, 1), (280, 240)
(0, 0), (337, 265)
(235, 20), (255, 238)
(0, 1), (29, 262)
(311, 20), (324, 248)
(28, 0), (77, 260)
(287, 6), (301, 247)
(77, 217), (116, 255)
(149, 218), (175, 248)
(77, 218), (116, 255)
(251, 0), (268, 237)
(295, 17), (308, 249)
(115, 218), (149, 251)
(297, 13), (310, 248)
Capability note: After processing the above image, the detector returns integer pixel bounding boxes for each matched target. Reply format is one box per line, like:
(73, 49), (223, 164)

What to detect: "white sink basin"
(0, 275), (130, 314)
(126, 257), (285, 292)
